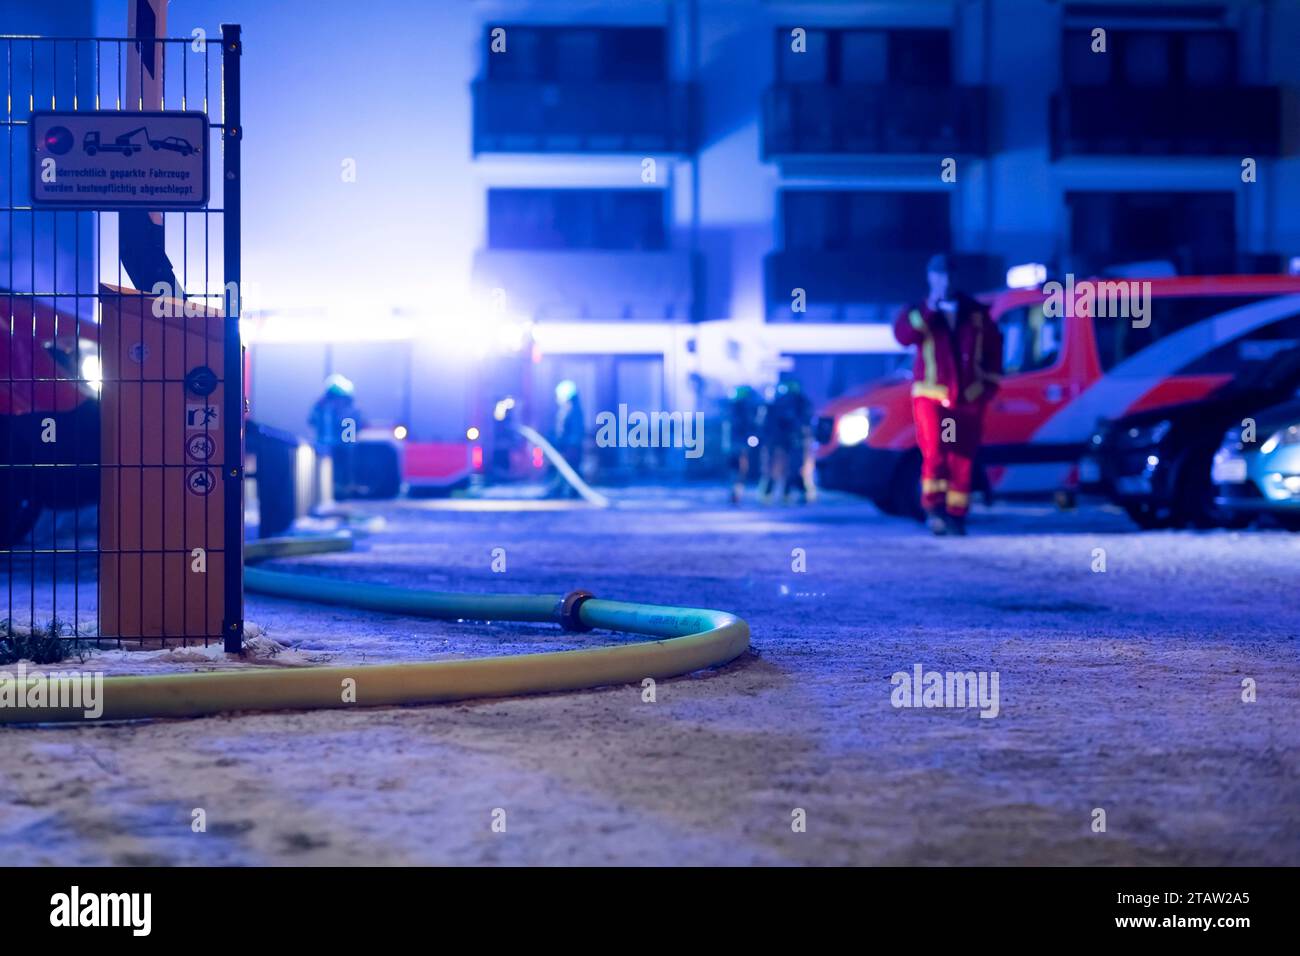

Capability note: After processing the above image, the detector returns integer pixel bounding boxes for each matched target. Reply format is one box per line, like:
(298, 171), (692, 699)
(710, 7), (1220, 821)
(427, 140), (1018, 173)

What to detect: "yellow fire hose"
(0, 534), (749, 724)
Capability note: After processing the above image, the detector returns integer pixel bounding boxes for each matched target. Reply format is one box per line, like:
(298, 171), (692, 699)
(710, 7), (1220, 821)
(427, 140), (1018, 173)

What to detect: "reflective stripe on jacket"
(892, 297), (1003, 408)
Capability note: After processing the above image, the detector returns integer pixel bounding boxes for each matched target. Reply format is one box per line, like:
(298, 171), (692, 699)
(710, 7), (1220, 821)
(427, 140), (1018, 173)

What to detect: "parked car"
(0, 291), (101, 547)
(816, 274), (1300, 517)
(1212, 396), (1300, 530)
(1080, 345), (1300, 528)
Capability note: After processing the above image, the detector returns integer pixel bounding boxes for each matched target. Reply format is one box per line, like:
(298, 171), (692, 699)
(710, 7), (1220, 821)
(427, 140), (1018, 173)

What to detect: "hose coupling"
(556, 590), (596, 632)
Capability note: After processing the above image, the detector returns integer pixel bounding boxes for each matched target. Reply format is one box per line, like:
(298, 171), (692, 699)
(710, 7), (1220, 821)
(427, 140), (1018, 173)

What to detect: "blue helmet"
(555, 379), (578, 403)
(323, 374), (355, 398)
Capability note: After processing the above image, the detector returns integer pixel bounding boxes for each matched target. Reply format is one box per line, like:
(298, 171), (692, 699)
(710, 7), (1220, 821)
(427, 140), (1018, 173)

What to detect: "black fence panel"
(1, 28), (242, 655)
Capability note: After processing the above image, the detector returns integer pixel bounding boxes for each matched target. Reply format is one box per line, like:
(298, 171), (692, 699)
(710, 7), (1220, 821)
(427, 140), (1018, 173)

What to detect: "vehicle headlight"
(1260, 424), (1300, 455)
(80, 352), (102, 392)
(836, 407), (873, 447)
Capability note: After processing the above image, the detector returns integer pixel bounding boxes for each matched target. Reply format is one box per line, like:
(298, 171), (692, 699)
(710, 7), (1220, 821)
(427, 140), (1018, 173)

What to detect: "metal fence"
(1, 26), (242, 654)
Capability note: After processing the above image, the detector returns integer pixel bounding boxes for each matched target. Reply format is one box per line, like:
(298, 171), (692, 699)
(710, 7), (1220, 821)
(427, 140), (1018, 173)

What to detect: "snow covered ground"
(3, 489), (1298, 865)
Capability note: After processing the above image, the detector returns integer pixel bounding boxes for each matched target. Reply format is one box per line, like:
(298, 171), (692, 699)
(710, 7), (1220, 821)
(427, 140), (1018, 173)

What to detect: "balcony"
(471, 249), (697, 321)
(764, 250), (1004, 322)
(472, 81), (694, 154)
(1051, 86), (1283, 157)
(762, 85), (990, 158)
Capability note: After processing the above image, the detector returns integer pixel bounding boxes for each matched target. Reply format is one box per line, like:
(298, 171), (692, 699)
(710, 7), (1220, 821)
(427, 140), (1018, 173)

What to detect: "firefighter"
(547, 379), (585, 499)
(727, 385), (761, 504)
(892, 253), (1002, 535)
(490, 395), (519, 479)
(308, 374), (362, 502)
(759, 376), (815, 505)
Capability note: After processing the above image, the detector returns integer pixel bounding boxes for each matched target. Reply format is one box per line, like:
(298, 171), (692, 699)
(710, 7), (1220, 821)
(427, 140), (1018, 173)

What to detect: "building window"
(485, 26), (666, 83)
(487, 189), (666, 251)
(1061, 28), (1237, 88)
(785, 353), (900, 409)
(1067, 191), (1236, 277)
(780, 191), (949, 253)
(775, 28), (951, 86)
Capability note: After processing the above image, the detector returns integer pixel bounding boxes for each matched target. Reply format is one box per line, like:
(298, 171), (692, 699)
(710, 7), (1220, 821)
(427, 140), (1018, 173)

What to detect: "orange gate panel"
(99, 283), (226, 641)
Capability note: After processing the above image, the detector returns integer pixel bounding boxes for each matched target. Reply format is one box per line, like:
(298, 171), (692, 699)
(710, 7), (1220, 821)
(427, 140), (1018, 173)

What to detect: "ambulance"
(815, 273), (1300, 517)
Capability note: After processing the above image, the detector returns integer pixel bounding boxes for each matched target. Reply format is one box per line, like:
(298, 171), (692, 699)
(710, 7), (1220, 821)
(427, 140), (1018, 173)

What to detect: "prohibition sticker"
(186, 404), (219, 430)
(185, 432), (216, 461)
(186, 467), (216, 497)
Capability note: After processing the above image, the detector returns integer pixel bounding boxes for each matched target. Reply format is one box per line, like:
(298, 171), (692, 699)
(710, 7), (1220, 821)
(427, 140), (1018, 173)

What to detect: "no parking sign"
(30, 110), (210, 210)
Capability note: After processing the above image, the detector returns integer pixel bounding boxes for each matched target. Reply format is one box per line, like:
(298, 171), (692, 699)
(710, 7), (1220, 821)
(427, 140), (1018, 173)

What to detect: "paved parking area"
(4, 491), (1298, 864)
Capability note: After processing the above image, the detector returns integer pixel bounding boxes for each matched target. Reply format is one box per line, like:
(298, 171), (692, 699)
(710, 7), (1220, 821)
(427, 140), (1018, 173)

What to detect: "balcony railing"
(764, 250), (1004, 322)
(1051, 86), (1282, 157)
(472, 248), (697, 321)
(762, 85), (990, 158)
(472, 81), (694, 154)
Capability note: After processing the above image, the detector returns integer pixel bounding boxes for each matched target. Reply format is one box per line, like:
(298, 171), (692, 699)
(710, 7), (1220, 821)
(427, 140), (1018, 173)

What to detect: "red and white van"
(815, 274), (1300, 516)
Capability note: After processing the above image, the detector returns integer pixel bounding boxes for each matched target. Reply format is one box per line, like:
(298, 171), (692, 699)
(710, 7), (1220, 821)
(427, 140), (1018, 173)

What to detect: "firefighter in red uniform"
(892, 254), (1002, 535)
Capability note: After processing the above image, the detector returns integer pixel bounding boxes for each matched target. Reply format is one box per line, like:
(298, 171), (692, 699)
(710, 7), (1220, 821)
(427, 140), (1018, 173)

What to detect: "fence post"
(222, 24), (244, 654)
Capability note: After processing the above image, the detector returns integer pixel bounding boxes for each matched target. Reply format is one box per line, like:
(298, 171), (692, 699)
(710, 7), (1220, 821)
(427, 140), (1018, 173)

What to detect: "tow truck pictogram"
(83, 126), (148, 156)
(83, 126), (198, 157)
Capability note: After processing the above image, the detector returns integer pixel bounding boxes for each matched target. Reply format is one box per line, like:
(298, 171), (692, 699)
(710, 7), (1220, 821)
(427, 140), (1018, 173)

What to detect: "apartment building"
(465, 0), (1299, 431)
